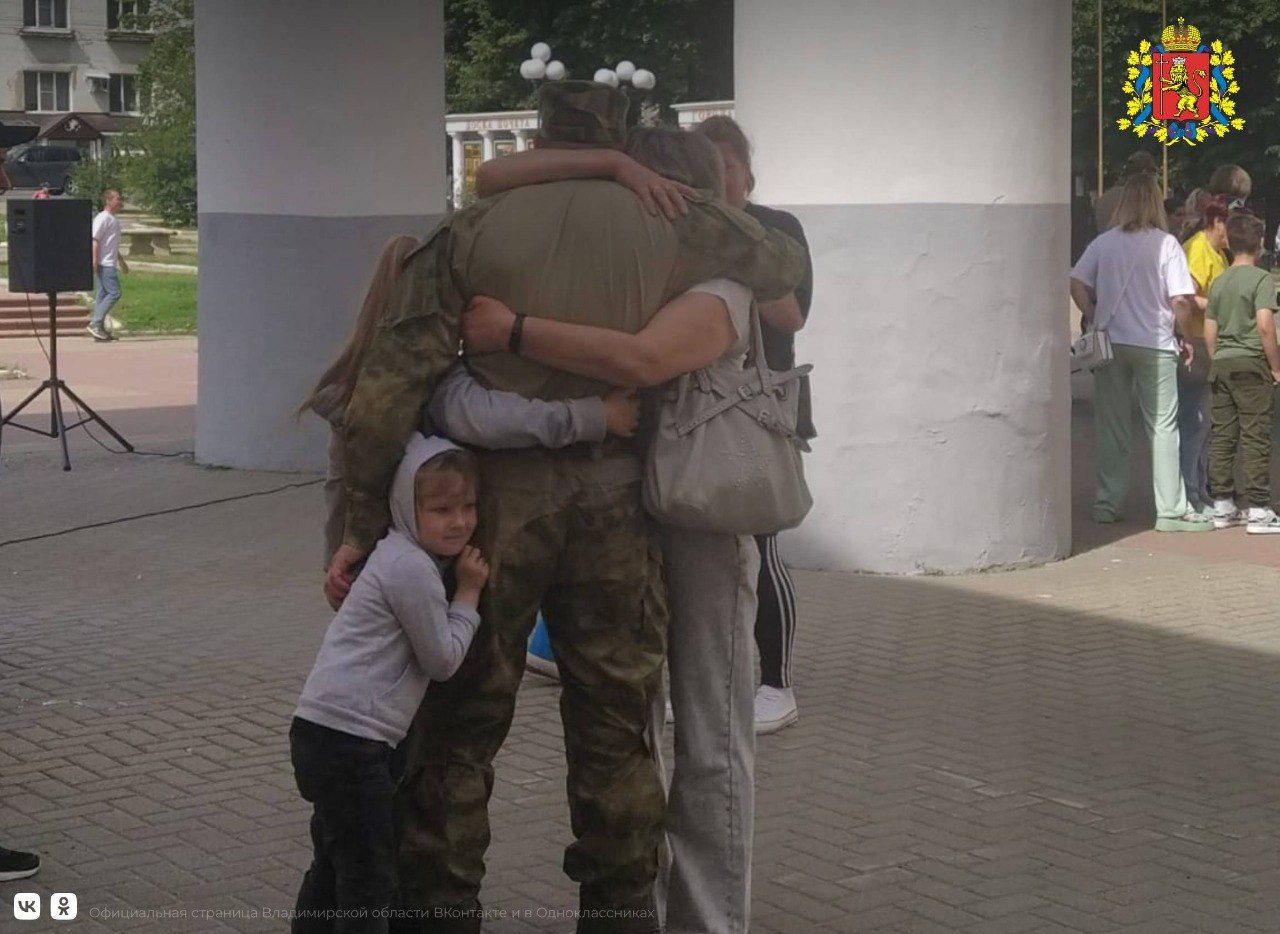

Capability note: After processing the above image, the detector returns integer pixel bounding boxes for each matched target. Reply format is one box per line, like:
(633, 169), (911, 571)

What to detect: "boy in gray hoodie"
(291, 433), (489, 933)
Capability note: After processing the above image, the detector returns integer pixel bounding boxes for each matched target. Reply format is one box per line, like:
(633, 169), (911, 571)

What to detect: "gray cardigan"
(295, 433), (480, 746)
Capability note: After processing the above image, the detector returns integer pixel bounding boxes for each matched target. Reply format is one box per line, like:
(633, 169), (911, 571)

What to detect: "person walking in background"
(1070, 172), (1210, 533)
(697, 114), (813, 735)
(1204, 212), (1280, 534)
(1177, 196), (1231, 513)
(89, 188), (128, 342)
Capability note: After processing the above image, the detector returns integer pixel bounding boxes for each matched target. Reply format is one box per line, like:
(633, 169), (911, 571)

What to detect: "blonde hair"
(1112, 173), (1168, 232)
(300, 235), (418, 416)
(695, 115), (755, 193)
(625, 127), (725, 198)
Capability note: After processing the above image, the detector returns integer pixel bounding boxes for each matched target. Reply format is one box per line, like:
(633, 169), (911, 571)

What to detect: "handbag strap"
(675, 364), (812, 437)
(1095, 250), (1139, 333)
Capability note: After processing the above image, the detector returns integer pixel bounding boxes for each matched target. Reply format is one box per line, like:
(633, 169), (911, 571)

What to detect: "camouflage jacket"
(341, 180), (806, 552)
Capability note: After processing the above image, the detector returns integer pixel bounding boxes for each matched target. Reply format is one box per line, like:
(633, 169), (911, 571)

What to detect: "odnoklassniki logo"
(1117, 17), (1244, 146)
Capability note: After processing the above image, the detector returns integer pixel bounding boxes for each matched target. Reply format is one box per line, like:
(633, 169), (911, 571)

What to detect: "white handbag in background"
(1070, 328), (1113, 373)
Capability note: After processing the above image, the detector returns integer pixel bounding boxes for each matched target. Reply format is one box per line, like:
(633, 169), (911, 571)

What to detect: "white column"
(514, 129), (529, 152)
(450, 132), (465, 207)
(195, 0), (446, 471)
(479, 130), (495, 162)
(736, 0), (1072, 573)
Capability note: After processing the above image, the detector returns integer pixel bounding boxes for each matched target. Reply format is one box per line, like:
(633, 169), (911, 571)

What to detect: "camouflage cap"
(537, 80), (629, 147)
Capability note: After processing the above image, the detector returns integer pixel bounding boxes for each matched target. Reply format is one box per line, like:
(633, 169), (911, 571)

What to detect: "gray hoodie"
(295, 433), (480, 746)
(314, 362), (606, 568)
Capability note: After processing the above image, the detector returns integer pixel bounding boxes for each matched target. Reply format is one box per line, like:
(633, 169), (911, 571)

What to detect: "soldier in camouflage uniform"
(330, 81), (805, 933)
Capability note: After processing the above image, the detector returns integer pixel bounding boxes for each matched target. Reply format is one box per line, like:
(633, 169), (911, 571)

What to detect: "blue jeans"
(1177, 338), (1211, 508)
(91, 265), (121, 328)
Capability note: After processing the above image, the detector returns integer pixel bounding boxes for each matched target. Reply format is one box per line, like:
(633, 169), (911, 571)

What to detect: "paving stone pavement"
(4, 339), (1280, 931)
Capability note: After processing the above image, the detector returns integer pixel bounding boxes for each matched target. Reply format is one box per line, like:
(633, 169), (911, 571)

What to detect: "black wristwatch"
(508, 314), (527, 354)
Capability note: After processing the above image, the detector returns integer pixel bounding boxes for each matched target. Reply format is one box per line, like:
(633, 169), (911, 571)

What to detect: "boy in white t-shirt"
(89, 189), (128, 341)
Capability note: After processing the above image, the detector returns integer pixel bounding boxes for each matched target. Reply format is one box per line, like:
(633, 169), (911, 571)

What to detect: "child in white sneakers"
(1204, 212), (1280, 533)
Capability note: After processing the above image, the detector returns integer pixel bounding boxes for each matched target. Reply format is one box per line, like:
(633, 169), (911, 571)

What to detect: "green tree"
(1072, 0), (1280, 194)
(446, 0), (733, 116)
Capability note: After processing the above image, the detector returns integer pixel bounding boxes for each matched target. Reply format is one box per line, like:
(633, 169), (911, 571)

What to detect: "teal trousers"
(1093, 343), (1190, 521)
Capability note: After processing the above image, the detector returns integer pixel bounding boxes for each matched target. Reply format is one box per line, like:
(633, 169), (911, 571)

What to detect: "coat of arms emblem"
(1117, 18), (1243, 146)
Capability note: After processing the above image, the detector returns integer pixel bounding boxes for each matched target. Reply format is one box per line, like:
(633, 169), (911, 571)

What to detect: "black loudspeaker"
(6, 198), (94, 293)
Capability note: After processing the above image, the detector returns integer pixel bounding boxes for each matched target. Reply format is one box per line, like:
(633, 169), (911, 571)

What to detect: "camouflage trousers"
(395, 446), (668, 925)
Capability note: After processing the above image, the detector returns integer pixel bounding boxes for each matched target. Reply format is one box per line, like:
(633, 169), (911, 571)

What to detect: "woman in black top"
(697, 115), (814, 735)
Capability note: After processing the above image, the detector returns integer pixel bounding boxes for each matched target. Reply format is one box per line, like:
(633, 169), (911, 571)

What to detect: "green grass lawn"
(87, 270), (197, 333)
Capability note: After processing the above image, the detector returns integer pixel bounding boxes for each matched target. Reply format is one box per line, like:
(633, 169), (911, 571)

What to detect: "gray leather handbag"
(643, 302), (814, 534)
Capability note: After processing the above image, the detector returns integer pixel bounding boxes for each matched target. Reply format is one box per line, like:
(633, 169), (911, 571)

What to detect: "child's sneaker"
(524, 614), (559, 680)
(1213, 499), (1245, 529)
(1246, 507), (1280, 535)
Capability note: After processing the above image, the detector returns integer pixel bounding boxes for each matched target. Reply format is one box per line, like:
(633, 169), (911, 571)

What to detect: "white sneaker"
(754, 686), (798, 735)
(524, 651), (559, 680)
(1246, 507), (1280, 535)
(1213, 499), (1245, 530)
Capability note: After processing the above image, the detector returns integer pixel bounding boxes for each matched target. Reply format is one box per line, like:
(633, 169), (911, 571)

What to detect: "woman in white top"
(1070, 173), (1211, 532)
(465, 127), (771, 934)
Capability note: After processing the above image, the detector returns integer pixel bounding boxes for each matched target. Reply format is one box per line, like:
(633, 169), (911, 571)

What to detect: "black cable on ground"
(0, 477), (323, 550)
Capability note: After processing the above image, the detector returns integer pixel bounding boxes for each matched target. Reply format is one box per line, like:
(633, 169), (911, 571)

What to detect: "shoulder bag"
(643, 301), (813, 534)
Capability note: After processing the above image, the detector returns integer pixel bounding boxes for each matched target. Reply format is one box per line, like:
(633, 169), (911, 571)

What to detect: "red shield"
(1152, 51), (1211, 121)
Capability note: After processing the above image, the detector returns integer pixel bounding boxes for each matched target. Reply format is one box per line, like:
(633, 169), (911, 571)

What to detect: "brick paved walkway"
(4, 338), (1280, 932)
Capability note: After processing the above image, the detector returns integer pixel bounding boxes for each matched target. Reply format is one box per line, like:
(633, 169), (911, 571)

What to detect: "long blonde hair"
(300, 235), (418, 416)
(1112, 173), (1168, 232)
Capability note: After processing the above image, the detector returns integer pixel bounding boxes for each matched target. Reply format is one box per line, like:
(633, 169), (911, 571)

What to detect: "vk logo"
(12, 893), (40, 920)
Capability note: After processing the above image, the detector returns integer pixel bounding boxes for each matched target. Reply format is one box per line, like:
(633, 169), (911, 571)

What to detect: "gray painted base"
(777, 202), (1072, 574)
(196, 212), (442, 472)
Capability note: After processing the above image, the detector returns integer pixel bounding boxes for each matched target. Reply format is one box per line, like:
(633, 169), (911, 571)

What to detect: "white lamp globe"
(545, 60), (567, 81)
(531, 42), (552, 62)
(593, 68), (619, 88)
(520, 58), (547, 80)
(615, 60), (636, 81)
(631, 69), (656, 90)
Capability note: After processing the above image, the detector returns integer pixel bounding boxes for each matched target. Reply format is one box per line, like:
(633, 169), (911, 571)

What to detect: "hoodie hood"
(389, 432), (464, 552)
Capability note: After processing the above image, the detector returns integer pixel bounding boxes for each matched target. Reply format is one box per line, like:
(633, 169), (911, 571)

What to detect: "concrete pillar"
(514, 130), (530, 152)
(736, 0), (1071, 573)
(195, 0), (446, 471)
(479, 130), (495, 162)
(450, 132), (465, 207)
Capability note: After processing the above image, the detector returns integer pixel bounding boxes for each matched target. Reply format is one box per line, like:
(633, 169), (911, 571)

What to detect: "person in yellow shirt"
(1178, 196), (1231, 512)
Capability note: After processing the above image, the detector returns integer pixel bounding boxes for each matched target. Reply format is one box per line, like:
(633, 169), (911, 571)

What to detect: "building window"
(23, 0), (69, 28)
(109, 74), (140, 113)
(23, 71), (71, 112)
(107, 0), (151, 30)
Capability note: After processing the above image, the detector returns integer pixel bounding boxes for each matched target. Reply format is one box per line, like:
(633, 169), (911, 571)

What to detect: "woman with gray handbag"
(462, 126), (810, 934)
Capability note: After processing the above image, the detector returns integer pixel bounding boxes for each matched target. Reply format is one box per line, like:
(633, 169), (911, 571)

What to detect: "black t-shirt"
(745, 203), (816, 438)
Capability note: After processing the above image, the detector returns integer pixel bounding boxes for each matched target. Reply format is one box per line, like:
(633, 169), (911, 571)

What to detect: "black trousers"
(291, 717), (404, 934)
(753, 533), (797, 689)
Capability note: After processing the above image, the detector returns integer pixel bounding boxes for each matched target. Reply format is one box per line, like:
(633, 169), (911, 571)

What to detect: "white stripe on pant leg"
(764, 535), (797, 688)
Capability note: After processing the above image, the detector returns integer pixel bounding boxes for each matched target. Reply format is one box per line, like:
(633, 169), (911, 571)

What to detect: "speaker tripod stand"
(0, 291), (132, 471)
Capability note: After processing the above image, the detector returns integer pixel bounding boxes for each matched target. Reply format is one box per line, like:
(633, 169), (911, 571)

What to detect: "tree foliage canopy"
(73, 0), (195, 225)
(1072, 0), (1280, 192)
(446, 0), (733, 114)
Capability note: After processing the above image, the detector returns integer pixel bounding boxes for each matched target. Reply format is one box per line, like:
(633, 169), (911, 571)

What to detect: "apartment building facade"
(0, 0), (152, 155)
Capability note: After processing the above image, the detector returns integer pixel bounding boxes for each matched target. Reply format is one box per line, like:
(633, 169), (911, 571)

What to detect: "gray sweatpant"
(652, 527), (759, 934)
